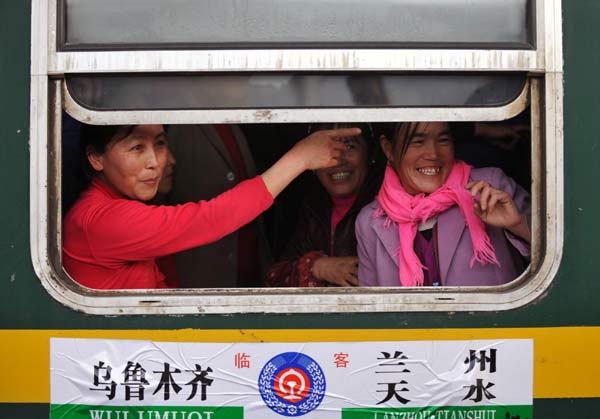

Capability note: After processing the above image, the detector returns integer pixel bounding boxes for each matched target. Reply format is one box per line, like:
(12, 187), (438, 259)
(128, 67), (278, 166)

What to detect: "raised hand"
(466, 180), (531, 243)
(261, 128), (360, 199)
(291, 128), (361, 170)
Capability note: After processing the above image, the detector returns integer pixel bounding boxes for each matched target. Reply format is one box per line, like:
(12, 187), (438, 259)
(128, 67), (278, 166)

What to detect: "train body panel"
(1, 1), (599, 417)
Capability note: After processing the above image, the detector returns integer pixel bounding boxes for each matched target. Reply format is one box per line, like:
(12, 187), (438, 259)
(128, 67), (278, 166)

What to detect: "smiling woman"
(356, 122), (531, 287)
(266, 123), (384, 288)
(62, 123), (355, 290)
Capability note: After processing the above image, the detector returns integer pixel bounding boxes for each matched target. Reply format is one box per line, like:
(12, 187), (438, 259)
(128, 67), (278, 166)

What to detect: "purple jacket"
(356, 167), (530, 287)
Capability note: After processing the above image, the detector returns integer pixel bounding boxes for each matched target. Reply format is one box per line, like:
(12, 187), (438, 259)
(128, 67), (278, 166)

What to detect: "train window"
(60, 0), (533, 50)
(31, 0), (563, 314)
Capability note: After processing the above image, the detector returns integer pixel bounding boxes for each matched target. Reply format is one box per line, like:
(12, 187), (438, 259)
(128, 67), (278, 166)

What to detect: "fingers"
(322, 128), (362, 139)
(324, 143), (346, 167)
(342, 258), (359, 286)
(467, 179), (523, 228)
(466, 180), (505, 211)
(466, 179), (488, 199)
(318, 257), (359, 287)
(344, 275), (359, 287)
(486, 189), (509, 212)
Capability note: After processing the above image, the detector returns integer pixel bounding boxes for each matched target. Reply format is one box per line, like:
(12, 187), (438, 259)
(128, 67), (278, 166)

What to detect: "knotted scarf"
(375, 161), (499, 286)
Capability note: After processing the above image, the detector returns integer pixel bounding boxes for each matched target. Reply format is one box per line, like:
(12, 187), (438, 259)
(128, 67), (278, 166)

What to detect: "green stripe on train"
(342, 405), (532, 419)
(49, 404), (532, 419)
(50, 405), (242, 419)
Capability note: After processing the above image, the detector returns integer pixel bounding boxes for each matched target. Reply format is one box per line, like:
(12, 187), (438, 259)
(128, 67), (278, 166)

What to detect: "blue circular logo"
(258, 352), (326, 417)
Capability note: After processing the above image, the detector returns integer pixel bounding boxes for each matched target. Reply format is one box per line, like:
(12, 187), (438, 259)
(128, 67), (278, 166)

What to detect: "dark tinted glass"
(62, 0), (533, 49)
(66, 73), (526, 110)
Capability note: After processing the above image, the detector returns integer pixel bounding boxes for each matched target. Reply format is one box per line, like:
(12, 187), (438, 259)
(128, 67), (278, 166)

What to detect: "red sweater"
(63, 177), (273, 290)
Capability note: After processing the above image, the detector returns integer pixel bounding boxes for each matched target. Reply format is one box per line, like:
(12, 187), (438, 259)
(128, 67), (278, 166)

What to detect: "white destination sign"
(50, 338), (533, 419)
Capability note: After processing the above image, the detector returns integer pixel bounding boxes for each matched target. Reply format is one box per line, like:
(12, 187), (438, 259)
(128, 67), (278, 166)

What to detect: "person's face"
(316, 136), (369, 198)
(382, 122), (455, 195)
(88, 125), (168, 201)
(157, 149), (176, 195)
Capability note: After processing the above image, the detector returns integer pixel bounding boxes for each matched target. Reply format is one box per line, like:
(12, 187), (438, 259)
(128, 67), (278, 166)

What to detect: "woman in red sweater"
(63, 124), (356, 290)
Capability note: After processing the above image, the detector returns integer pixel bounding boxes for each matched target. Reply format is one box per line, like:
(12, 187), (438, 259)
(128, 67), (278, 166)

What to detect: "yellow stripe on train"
(2, 327), (598, 402)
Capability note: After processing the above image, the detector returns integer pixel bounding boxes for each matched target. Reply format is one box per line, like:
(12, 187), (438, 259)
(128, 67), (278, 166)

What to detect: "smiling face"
(381, 122), (455, 195)
(87, 124), (169, 201)
(315, 136), (369, 198)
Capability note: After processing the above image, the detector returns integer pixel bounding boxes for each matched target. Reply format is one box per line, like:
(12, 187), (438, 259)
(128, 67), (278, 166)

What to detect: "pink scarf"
(375, 161), (499, 286)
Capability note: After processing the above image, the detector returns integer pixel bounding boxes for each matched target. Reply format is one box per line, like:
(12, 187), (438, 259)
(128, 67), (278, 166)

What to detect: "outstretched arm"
(261, 128), (360, 198)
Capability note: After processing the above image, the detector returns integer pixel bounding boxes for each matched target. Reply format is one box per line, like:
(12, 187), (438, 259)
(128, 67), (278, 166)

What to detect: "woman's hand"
(261, 128), (360, 199)
(466, 180), (531, 243)
(311, 256), (359, 287)
(291, 128), (361, 170)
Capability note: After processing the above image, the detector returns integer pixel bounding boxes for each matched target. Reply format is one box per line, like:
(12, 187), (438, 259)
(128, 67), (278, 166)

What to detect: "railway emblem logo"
(258, 352), (326, 416)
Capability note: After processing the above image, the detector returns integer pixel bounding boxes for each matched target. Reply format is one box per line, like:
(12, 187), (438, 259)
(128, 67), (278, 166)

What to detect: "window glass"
(66, 73), (527, 110)
(61, 109), (532, 291)
(62, 0), (532, 49)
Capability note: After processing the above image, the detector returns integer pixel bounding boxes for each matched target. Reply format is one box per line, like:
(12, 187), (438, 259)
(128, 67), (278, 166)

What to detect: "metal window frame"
(47, 0), (553, 75)
(30, 0), (563, 315)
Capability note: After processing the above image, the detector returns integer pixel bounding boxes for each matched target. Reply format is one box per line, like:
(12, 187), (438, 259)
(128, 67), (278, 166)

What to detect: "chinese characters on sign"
(90, 361), (215, 402)
(376, 351), (411, 405)
(333, 352), (350, 368)
(463, 349), (497, 403)
(234, 352), (251, 369)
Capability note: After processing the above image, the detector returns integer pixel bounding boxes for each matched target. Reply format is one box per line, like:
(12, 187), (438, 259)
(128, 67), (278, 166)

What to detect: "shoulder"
(67, 187), (145, 229)
(470, 166), (515, 190)
(356, 200), (380, 230)
(470, 167), (504, 184)
(470, 166), (527, 199)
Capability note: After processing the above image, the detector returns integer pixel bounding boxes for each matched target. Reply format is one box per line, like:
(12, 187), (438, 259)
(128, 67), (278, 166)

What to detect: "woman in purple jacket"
(356, 122), (531, 287)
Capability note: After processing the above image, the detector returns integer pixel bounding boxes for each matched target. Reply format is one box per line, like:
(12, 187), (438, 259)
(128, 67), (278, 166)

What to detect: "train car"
(1, 0), (598, 418)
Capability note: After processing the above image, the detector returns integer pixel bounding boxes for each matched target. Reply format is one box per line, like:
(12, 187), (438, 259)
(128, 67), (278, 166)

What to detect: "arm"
(86, 128), (359, 264)
(467, 168), (531, 254)
(86, 177), (274, 263)
(261, 128), (358, 198)
(265, 251), (327, 287)
(356, 208), (378, 286)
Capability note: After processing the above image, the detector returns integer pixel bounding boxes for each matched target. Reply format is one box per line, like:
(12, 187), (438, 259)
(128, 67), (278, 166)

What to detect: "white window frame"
(30, 0), (563, 315)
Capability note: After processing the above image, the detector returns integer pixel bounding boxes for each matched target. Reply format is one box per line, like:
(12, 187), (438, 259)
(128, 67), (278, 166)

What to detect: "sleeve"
(490, 168), (532, 257)
(356, 207), (378, 286)
(85, 176), (274, 263)
(265, 251), (327, 287)
(265, 202), (328, 287)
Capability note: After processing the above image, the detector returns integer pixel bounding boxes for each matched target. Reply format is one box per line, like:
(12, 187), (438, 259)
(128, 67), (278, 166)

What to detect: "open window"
(30, 0), (563, 314)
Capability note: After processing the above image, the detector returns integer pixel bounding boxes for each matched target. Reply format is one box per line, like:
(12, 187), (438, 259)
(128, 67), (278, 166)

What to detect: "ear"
(379, 135), (394, 163)
(87, 148), (105, 172)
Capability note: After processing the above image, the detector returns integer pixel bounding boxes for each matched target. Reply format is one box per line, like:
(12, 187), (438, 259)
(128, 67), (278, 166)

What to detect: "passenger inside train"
(61, 111), (532, 290)
(265, 123), (384, 288)
(356, 121), (531, 287)
(61, 123), (356, 289)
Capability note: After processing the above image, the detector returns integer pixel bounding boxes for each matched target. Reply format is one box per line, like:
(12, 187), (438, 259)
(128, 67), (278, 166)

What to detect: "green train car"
(1, 0), (598, 418)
